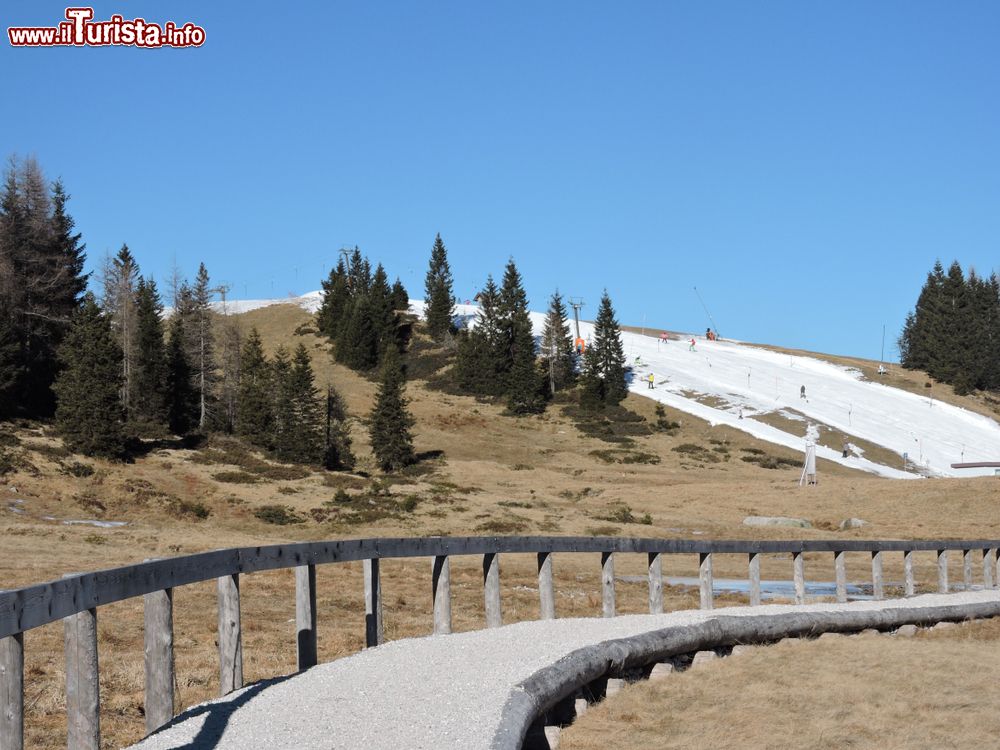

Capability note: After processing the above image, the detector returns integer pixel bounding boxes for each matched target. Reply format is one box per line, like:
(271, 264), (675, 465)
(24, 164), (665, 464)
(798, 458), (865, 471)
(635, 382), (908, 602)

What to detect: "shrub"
(166, 498), (211, 520)
(212, 471), (261, 484)
(62, 461), (95, 478)
(254, 504), (305, 525)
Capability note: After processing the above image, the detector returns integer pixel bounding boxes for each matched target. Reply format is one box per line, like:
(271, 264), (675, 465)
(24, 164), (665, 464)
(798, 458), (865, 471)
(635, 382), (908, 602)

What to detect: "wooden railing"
(2, 535), (999, 750)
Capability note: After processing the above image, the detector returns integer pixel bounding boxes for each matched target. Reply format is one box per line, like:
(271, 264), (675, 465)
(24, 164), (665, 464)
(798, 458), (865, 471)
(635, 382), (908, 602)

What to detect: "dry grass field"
(4, 302), (1000, 747)
(560, 617), (1000, 750)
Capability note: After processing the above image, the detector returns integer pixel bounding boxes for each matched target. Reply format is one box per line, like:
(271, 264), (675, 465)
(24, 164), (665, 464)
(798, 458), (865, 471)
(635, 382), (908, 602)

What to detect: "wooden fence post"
(143, 586), (174, 734)
(0, 633), (23, 750)
(699, 553), (713, 610)
(938, 549), (948, 593)
(483, 553), (502, 628)
(792, 552), (805, 605)
(64, 594), (99, 750)
(217, 573), (243, 695)
(647, 552), (663, 614)
(963, 549), (974, 591)
(748, 552), (761, 607)
(834, 550), (847, 603)
(989, 549), (999, 590)
(432, 556), (452, 635)
(295, 564), (317, 670)
(871, 551), (884, 601)
(903, 551), (915, 597)
(601, 552), (615, 618)
(538, 552), (556, 620)
(364, 559), (383, 647)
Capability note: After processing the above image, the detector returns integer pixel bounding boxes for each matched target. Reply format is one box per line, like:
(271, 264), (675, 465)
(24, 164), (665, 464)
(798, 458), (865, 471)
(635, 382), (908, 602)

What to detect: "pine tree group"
(540, 291), (576, 396)
(900, 260), (1000, 394)
(368, 346), (415, 471)
(0, 157), (88, 418)
(316, 248), (402, 372)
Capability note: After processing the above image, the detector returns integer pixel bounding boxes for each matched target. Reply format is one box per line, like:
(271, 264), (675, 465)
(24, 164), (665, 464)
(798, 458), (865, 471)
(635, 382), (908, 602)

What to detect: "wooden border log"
(699, 553), (713, 610)
(143, 586), (174, 734)
(0, 633), (23, 750)
(871, 551), (884, 600)
(538, 552), (555, 620)
(748, 552), (761, 607)
(601, 552), (615, 619)
(483, 553), (502, 628)
(903, 551), (915, 597)
(217, 573), (243, 695)
(647, 552), (663, 614)
(793, 552), (806, 604)
(364, 559), (383, 647)
(432, 556), (452, 635)
(295, 564), (317, 670)
(964, 549), (974, 591)
(64, 604), (99, 749)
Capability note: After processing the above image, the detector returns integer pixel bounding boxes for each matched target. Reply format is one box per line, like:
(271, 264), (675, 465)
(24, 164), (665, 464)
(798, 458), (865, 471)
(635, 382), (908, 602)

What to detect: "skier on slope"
(689, 338), (696, 351)
(647, 373), (654, 389)
(800, 385), (806, 399)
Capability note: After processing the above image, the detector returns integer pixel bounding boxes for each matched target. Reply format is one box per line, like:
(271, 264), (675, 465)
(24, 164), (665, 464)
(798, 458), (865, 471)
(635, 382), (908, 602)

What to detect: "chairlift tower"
(568, 298), (585, 340)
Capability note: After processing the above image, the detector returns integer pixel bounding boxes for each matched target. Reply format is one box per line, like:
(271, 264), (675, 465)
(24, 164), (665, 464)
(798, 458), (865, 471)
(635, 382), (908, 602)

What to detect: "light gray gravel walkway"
(129, 591), (1000, 750)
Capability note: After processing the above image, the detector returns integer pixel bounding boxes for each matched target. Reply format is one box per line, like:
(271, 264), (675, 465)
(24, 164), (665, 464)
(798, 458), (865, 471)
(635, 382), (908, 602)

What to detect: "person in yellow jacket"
(647, 373), (655, 389)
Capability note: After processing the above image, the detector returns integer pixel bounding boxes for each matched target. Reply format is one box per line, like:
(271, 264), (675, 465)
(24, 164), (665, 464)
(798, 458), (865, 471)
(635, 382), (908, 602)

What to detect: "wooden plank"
(483, 553), (502, 628)
(835, 551), (847, 603)
(432, 556), (452, 635)
(647, 552), (663, 614)
(217, 574), (243, 695)
(295, 565), (317, 670)
(938, 549), (949, 594)
(964, 549), (974, 591)
(601, 552), (615, 619)
(143, 586), (174, 734)
(538, 552), (555, 620)
(0, 633), (23, 750)
(793, 552), (805, 605)
(64, 603), (99, 750)
(364, 559), (383, 647)
(903, 551), (915, 597)
(984, 549), (995, 590)
(748, 552), (761, 607)
(699, 553), (713, 610)
(871, 551), (884, 601)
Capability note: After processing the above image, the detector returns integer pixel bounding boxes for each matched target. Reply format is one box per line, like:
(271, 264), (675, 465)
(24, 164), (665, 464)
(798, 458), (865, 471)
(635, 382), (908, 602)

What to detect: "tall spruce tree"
(455, 276), (504, 395)
(368, 346), (415, 471)
(540, 290), (576, 396)
(236, 328), (274, 449)
(189, 263), (216, 429)
(101, 245), (140, 419)
(270, 346), (294, 454)
(316, 258), (349, 338)
(424, 233), (455, 340)
(273, 344), (325, 464)
(324, 384), (355, 470)
(131, 278), (168, 430)
(498, 259), (543, 413)
(581, 291), (627, 407)
(391, 278), (409, 311)
(53, 295), (126, 458)
(369, 263), (399, 354)
(165, 315), (198, 436)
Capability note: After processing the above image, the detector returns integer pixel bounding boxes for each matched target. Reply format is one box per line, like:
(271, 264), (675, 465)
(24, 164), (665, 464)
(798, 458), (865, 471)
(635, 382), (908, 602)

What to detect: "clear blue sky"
(4, 1), (999, 360)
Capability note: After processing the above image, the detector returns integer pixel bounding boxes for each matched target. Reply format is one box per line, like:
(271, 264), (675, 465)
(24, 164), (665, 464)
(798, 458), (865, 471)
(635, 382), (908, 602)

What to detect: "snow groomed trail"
(221, 293), (1000, 478)
(128, 592), (1000, 750)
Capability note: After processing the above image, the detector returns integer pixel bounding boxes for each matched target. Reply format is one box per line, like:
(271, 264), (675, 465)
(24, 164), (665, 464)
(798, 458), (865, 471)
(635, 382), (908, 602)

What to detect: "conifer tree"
(391, 278), (409, 311)
(498, 259), (543, 413)
(189, 263), (216, 429)
(0, 306), (23, 417)
(270, 346), (294, 453)
(581, 291), (627, 407)
(53, 295), (126, 458)
(165, 316), (198, 436)
(368, 346), (415, 471)
(369, 263), (399, 354)
(540, 290), (576, 396)
(236, 328), (274, 449)
(324, 384), (355, 470)
(215, 317), (242, 434)
(101, 245), (140, 418)
(336, 294), (379, 370)
(317, 258), (349, 338)
(273, 345), (325, 463)
(424, 233), (455, 340)
(131, 278), (168, 430)
(455, 276), (504, 395)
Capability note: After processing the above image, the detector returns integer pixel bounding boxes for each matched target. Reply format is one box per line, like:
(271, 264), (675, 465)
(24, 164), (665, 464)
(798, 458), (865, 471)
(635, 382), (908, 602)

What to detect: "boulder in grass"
(839, 517), (868, 531)
(743, 515), (812, 529)
(894, 624), (918, 637)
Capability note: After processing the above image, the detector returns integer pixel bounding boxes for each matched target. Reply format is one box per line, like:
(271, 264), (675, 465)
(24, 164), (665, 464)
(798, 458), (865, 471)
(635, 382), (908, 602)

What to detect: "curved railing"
(2, 535), (1000, 750)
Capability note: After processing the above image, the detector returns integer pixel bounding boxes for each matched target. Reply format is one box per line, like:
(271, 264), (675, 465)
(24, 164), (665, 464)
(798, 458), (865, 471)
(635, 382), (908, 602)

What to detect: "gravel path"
(129, 591), (1000, 750)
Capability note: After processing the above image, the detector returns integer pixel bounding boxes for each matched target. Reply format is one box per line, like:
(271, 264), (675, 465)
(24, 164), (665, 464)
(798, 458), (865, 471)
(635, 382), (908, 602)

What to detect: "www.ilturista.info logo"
(8, 7), (205, 48)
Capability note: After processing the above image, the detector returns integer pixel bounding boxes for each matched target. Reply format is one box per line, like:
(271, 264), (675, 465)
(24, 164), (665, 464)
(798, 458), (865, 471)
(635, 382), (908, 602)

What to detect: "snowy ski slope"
(220, 293), (1000, 479)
